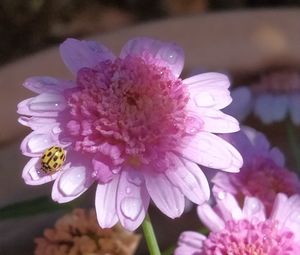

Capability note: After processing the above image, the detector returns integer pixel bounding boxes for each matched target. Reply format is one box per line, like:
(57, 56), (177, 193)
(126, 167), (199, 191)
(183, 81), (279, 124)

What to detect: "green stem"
(142, 213), (161, 255)
(285, 120), (300, 172)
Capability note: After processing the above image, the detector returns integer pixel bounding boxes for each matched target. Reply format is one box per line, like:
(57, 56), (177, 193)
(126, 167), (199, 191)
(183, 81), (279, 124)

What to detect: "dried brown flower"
(34, 208), (141, 255)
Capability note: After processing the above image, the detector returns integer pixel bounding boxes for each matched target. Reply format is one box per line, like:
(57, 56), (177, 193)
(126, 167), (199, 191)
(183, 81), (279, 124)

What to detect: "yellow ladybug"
(41, 146), (66, 174)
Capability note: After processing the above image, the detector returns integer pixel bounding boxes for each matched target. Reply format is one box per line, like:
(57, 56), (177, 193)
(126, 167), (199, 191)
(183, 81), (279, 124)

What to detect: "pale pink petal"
(271, 194), (300, 240)
(178, 132), (243, 173)
(242, 197), (266, 221)
(224, 86), (252, 121)
(144, 171), (184, 218)
(59, 38), (115, 74)
(116, 168), (150, 231)
(18, 116), (58, 131)
(212, 174), (237, 194)
(22, 157), (60, 185)
(95, 175), (119, 228)
(197, 203), (225, 232)
(92, 157), (114, 183)
(21, 131), (59, 156)
(200, 109), (240, 133)
(52, 165), (94, 203)
(175, 231), (206, 255)
(17, 93), (66, 117)
(165, 154), (210, 204)
(23, 76), (75, 94)
(120, 37), (184, 77)
(289, 94), (300, 125)
(184, 73), (232, 109)
(213, 190), (243, 221)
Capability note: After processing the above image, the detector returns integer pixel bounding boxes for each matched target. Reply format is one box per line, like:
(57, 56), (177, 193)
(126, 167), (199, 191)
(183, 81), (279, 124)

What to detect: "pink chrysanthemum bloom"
(18, 37), (242, 231)
(225, 70), (300, 124)
(175, 192), (300, 255)
(212, 127), (300, 215)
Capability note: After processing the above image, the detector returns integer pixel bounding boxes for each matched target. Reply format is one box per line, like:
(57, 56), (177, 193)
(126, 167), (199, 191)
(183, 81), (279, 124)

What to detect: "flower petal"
(52, 165), (94, 203)
(21, 131), (59, 156)
(23, 76), (75, 94)
(289, 94), (300, 125)
(18, 116), (58, 131)
(243, 196), (266, 221)
(17, 93), (66, 117)
(178, 132), (243, 173)
(270, 95), (288, 122)
(60, 38), (115, 74)
(165, 154), (210, 204)
(223, 86), (252, 121)
(95, 175), (119, 228)
(144, 171), (184, 218)
(184, 73), (232, 109)
(22, 157), (60, 185)
(200, 109), (240, 133)
(175, 231), (206, 255)
(213, 190), (243, 221)
(120, 37), (184, 77)
(197, 203), (225, 232)
(116, 168), (150, 231)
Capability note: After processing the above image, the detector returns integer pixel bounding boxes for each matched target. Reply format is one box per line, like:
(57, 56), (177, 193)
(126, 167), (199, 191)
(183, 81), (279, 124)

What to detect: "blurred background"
(1, 0), (300, 65)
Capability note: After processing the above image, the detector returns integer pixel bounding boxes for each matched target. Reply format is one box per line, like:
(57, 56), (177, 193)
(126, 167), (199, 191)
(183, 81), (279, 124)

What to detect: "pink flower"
(225, 70), (300, 124)
(175, 192), (300, 254)
(18, 37), (242, 231)
(212, 127), (300, 215)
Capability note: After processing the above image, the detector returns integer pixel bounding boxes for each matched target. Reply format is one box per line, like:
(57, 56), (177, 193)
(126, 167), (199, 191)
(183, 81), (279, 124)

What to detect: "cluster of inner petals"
(61, 55), (191, 168)
(228, 158), (300, 215)
(252, 70), (300, 94)
(202, 219), (299, 255)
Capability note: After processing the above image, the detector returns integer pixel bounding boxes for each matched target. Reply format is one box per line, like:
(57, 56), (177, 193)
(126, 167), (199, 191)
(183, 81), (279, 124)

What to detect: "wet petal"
(184, 73), (232, 109)
(166, 154), (210, 204)
(95, 175), (119, 228)
(116, 168), (150, 231)
(60, 38), (115, 74)
(22, 157), (60, 185)
(17, 93), (66, 117)
(52, 165), (94, 203)
(175, 231), (206, 255)
(178, 132), (243, 173)
(243, 196), (266, 221)
(23, 76), (75, 94)
(120, 37), (184, 77)
(144, 171), (184, 218)
(21, 131), (59, 156)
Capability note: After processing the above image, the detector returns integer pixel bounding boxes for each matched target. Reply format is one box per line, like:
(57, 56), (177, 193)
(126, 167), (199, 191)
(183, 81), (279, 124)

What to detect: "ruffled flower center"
(61, 55), (190, 168)
(203, 219), (299, 255)
(228, 158), (300, 215)
(252, 70), (300, 94)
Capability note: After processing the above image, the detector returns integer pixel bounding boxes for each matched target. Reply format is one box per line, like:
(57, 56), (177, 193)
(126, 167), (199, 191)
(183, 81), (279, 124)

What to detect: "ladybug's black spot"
(53, 163), (58, 168)
(53, 156), (58, 161)
(47, 151), (52, 156)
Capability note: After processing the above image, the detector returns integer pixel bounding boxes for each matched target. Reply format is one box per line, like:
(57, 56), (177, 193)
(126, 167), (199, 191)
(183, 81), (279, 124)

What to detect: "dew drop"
(217, 191), (226, 200)
(59, 167), (86, 196)
(125, 187), (131, 194)
(29, 101), (65, 112)
(91, 170), (98, 178)
(127, 173), (143, 186)
(120, 197), (142, 221)
(248, 199), (261, 214)
(112, 169), (120, 174)
(161, 47), (178, 64)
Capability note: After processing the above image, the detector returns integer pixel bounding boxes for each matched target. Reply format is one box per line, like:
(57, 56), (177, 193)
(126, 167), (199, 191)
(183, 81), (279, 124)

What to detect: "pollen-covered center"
(62, 56), (189, 165)
(252, 70), (300, 94)
(203, 220), (299, 255)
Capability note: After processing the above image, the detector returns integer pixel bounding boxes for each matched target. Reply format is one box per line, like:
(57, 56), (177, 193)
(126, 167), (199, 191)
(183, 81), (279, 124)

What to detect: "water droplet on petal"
(120, 197), (142, 221)
(112, 169), (120, 174)
(59, 167), (86, 196)
(161, 47), (178, 64)
(125, 187), (131, 194)
(248, 199), (261, 214)
(28, 95), (66, 112)
(52, 126), (61, 134)
(91, 170), (98, 178)
(217, 191), (226, 200)
(28, 134), (54, 153)
(127, 173), (143, 186)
